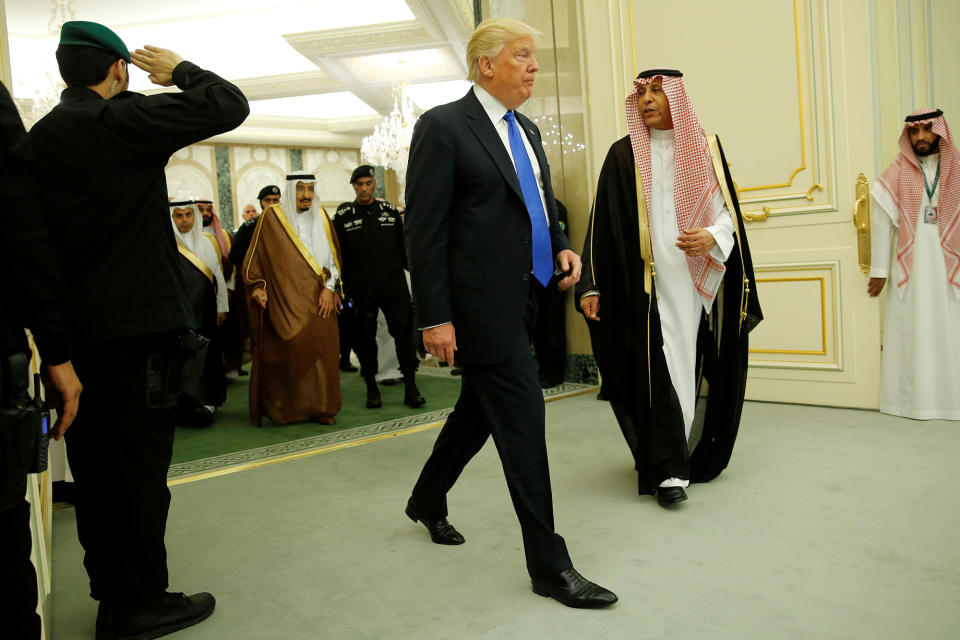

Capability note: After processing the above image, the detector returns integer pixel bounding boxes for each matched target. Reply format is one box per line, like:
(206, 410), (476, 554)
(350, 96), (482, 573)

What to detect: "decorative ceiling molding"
(231, 71), (340, 101)
(285, 21), (437, 58)
(405, 0), (470, 75)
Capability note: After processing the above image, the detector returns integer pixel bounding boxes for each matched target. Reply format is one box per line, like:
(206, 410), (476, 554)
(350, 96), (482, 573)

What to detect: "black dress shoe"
(655, 486), (688, 507)
(405, 501), (464, 545)
(404, 379), (426, 408)
(96, 592), (216, 640)
(531, 568), (618, 609)
(364, 376), (382, 408)
(339, 362), (358, 372)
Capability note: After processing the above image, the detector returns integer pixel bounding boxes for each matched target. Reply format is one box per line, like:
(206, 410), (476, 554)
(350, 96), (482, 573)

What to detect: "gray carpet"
(51, 396), (960, 639)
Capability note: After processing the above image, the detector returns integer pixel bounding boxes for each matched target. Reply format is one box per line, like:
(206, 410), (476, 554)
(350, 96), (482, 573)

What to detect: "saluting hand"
(676, 228), (717, 257)
(130, 46), (184, 87)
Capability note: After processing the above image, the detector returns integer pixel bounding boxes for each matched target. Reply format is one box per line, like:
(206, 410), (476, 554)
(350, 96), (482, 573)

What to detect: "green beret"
(59, 21), (130, 63)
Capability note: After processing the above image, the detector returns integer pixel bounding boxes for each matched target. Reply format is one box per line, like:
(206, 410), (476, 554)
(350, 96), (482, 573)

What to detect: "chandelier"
(532, 115), (586, 154)
(361, 84), (417, 203)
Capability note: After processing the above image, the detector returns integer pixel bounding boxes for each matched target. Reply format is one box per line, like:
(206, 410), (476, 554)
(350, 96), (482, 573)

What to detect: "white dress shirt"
(473, 84), (551, 227)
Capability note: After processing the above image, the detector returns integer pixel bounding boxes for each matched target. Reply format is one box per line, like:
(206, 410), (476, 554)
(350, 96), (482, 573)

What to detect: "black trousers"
(353, 286), (419, 379)
(533, 275), (568, 385)
(66, 334), (177, 604)
(0, 492), (40, 639)
(409, 307), (572, 578)
(338, 302), (358, 366)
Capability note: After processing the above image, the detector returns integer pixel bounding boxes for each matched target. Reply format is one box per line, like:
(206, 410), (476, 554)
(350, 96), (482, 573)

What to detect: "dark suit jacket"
(404, 87), (570, 364)
(30, 61), (249, 345)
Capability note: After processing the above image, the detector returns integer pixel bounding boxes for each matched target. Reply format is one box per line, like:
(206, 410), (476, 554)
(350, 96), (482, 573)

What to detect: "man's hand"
(580, 295), (600, 321)
(555, 249), (582, 292)
(676, 228), (717, 257)
(130, 46), (184, 87)
(867, 277), (886, 297)
(423, 322), (457, 365)
(252, 288), (268, 309)
(216, 312), (227, 326)
(318, 288), (339, 319)
(43, 361), (82, 440)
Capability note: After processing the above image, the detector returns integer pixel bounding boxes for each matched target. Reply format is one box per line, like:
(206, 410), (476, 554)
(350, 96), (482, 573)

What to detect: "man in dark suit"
(403, 18), (617, 609)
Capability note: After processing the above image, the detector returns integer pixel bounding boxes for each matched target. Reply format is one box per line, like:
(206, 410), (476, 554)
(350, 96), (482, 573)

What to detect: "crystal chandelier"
(532, 115), (586, 154)
(361, 83), (417, 204)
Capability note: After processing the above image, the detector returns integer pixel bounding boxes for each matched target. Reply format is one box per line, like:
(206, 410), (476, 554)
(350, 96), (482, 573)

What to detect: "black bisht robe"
(575, 135), (762, 494)
(176, 254), (226, 413)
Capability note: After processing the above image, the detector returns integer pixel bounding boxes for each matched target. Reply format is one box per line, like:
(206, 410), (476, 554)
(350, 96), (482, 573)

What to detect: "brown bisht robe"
(243, 204), (342, 424)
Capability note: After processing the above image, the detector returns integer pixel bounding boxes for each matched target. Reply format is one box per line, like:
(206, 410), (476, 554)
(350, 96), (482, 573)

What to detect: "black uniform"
(0, 80), (70, 640)
(228, 217), (256, 268)
(29, 61), (248, 605)
(333, 200), (418, 379)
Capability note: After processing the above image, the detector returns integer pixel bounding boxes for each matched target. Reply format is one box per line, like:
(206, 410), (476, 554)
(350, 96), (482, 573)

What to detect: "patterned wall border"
(167, 382), (596, 484)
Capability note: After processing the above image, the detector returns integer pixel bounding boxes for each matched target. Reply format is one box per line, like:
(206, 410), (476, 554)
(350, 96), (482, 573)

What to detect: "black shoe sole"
(531, 585), (618, 609)
(404, 399), (426, 408)
(96, 606), (215, 640)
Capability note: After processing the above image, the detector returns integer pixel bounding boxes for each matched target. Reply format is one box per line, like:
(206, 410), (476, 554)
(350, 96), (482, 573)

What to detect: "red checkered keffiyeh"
(196, 197), (231, 261)
(875, 108), (960, 292)
(624, 70), (725, 305)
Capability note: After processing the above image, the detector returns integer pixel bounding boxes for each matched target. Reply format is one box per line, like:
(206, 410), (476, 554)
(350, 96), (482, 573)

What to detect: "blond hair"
(466, 18), (542, 84)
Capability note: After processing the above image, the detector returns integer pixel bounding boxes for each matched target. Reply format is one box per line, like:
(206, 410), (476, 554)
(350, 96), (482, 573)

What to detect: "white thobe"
(179, 229), (228, 313)
(870, 152), (960, 420)
(648, 128), (736, 441)
(291, 208), (339, 291)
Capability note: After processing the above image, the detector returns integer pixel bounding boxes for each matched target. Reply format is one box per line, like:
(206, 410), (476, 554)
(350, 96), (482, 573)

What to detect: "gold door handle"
(852, 173), (870, 275)
(743, 206), (770, 223)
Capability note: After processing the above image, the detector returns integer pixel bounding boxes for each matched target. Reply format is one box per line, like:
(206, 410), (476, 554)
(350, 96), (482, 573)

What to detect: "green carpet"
(171, 371), (463, 466)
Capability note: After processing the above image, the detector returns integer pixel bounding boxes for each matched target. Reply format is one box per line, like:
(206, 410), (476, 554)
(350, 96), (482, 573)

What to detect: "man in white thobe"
(869, 108), (960, 420)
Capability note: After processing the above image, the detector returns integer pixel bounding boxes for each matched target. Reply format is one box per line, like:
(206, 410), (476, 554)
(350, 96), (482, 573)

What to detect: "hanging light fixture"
(361, 67), (418, 205)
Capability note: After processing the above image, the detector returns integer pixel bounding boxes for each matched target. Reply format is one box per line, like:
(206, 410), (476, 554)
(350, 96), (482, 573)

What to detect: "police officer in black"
(334, 166), (425, 409)
(29, 21), (248, 639)
(0, 79), (83, 640)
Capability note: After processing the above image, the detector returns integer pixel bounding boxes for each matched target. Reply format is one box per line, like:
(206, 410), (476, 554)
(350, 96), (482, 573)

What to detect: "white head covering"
(281, 172), (339, 287)
(169, 199), (203, 253)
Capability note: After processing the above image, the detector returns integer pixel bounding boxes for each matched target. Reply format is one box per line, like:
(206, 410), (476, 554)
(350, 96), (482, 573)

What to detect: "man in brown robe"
(243, 172), (343, 425)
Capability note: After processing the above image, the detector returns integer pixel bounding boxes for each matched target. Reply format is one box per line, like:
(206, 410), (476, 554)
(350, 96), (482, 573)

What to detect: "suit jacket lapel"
(464, 89), (524, 202)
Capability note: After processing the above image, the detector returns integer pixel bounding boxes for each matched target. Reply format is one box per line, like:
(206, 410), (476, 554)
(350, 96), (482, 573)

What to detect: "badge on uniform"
(924, 205), (937, 224)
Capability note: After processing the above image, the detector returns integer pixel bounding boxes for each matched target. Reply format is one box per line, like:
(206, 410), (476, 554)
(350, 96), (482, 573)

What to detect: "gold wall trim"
(735, 0), (807, 193)
(749, 275), (827, 355)
(627, 0), (809, 195)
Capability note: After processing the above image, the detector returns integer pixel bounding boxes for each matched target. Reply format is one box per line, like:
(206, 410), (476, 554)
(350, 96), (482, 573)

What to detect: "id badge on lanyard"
(922, 159), (940, 224)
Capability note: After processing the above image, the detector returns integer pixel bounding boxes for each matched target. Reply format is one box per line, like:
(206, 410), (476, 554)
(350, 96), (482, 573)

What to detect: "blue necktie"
(504, 110), (553, 286)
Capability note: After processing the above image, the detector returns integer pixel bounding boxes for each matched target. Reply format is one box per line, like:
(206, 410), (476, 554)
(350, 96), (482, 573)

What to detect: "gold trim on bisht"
(707, 134), (751, 331)
(177, 241), (215, 283)
(634, 159), (656, 406)
(203, 232), (223, 270)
